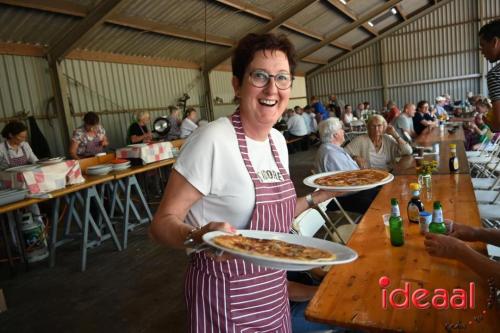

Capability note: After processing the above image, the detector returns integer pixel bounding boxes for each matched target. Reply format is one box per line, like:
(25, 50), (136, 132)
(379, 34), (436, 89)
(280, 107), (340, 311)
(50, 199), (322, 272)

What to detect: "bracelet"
(305, 194), (315, 208)
(183, 226), (201, 248)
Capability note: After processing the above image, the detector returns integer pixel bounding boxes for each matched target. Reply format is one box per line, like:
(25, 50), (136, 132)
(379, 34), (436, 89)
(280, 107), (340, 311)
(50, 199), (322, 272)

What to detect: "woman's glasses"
(248, 70), (293, 90)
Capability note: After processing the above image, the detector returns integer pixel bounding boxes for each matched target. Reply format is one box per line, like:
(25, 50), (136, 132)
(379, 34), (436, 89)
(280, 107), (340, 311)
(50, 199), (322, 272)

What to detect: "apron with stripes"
(186, 112), (297, 333)
(5, 142), (29, 167)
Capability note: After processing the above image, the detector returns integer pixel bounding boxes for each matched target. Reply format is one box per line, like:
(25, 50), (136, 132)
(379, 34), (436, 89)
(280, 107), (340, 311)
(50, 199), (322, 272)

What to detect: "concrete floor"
(0, 148), (320, 333)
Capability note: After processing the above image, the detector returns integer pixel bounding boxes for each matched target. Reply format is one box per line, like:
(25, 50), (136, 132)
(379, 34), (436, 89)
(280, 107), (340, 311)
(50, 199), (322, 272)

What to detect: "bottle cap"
(409, 183), (420, 191)
(391, 198), (398, 205)
(433, 201), (441, 209)
(449, 143), (456, 149)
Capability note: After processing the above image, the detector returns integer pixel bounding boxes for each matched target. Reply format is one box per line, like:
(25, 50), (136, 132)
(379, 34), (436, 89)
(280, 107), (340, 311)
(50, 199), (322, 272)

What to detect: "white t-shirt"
(174, 117), (289, 229)
(287, 114), (308, 136)
(180, 118), (198, 138)
(368, 141), (388, 170)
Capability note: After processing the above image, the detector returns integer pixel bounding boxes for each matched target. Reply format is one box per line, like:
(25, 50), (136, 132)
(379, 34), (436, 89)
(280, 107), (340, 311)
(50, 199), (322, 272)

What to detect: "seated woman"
(0, 121), (38, 170)
(341, 104), (354, 126)
(345, 115), (412, 170)
(69, 112), (109, 159)
(166, 105), (181, 141)
(413, 100), (438, 135)
(180, 107), (198, 139)
(128, 111), (153, 144)
(464, 112), (493, 150)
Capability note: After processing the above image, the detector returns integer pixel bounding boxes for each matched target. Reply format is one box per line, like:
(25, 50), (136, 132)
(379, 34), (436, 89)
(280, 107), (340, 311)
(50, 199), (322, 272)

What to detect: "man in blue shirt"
(315, 118), (379, 215)
(310, 96), (329, 121)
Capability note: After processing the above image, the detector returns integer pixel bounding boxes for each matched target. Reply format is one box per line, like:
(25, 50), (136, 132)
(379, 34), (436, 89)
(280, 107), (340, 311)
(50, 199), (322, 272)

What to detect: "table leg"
(122, 175), (153, 249)
(0, 215), (15, 274)
(48, 197), (60, 268)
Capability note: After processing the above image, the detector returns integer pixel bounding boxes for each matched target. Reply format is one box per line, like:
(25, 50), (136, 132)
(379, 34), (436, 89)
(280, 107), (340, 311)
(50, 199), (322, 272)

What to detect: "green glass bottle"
(429, 201), (447, 234)
(389, 198), (404, 246)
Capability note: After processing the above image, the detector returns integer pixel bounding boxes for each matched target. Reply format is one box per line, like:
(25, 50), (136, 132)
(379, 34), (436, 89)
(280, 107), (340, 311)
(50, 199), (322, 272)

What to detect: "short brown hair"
(231, 33), (296, 84)
(1, 121), (27, 139)
(83, 112), (99, 126)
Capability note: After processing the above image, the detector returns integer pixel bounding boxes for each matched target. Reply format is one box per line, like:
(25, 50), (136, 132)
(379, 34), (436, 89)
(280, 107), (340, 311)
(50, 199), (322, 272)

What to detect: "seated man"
(393, 103), (416, 143)
(315, 118), (379, 215)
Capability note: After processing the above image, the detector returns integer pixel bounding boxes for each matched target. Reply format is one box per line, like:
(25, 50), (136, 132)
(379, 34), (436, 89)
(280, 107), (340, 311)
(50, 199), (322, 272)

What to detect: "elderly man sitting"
(345, 115), (412, 170)
(315, 118), (379, 215)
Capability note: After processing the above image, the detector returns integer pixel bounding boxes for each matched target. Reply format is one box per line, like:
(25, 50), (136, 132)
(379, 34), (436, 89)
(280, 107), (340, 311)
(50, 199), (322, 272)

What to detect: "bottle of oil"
(407, 183), (424, 223)
(449, 143), (459, 173)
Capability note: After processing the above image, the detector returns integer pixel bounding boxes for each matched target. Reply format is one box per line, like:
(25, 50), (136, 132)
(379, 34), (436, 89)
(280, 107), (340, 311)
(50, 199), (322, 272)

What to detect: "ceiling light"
(391, 8), (397, 15)
(367, 21), (374, 27)
(340, 0), (347, 4)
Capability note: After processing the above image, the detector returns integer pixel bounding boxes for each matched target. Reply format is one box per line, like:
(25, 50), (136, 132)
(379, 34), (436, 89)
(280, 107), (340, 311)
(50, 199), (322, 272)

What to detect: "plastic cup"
(382, 213), (391, 238)
(419, 211), (432, 234)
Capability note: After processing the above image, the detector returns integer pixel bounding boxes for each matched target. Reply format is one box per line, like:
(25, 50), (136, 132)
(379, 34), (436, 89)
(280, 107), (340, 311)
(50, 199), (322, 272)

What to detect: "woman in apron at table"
(0, 121), (38, 171)
(150, 33), (341, 333)
(127, 111), (153, 144)
(69, 112), (109, 159)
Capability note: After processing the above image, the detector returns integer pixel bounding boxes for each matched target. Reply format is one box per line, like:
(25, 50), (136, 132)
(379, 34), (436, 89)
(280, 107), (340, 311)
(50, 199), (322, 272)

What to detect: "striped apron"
(5, 142), (29, 167)
(185, 113), (297, 333)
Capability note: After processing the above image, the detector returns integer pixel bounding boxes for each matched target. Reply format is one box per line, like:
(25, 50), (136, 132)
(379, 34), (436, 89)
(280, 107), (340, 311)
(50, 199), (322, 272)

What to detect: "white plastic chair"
(474, 189), (500, 204)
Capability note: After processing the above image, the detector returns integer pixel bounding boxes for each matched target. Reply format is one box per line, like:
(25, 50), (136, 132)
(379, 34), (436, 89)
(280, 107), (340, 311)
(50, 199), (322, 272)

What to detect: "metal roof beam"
(395, 4), (407, 20)
(47, 0), (124, 61)
(0, 0), (86, 16)
(205, 0), (317, 71)
(216, 0), (351, 51)
(307, 0), (453, 77)
(326, 0), (379, 36)
(302, 57), (328, 65)
(298, 0), (402, 59)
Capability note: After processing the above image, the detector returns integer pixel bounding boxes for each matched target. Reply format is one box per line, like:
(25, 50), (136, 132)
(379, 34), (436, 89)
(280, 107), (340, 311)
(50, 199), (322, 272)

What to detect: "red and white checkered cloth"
(0, 160), (85, 194)
(116, 142), (173, 164)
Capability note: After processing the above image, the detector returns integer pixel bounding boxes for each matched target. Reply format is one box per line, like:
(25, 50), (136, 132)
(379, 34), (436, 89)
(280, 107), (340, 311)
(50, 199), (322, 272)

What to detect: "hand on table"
(424, 232), (467, 260)
(445, 221), (479, 242)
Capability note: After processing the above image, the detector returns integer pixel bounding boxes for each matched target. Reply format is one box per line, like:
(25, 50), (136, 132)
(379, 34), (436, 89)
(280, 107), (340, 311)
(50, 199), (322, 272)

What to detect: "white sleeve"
(23, 142), (38, 163)
(173, 125), (215, 196)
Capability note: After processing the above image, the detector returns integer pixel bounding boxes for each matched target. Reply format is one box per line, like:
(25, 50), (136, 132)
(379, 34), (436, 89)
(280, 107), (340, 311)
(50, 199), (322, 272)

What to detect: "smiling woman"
(149, 33), (343, 333)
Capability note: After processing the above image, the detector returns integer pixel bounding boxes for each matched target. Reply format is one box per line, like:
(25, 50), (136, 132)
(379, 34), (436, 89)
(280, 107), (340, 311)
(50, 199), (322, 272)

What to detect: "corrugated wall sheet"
(0, 54), (66, 156)
(307, 0), (500, 110)
(62, 59), (205, 149)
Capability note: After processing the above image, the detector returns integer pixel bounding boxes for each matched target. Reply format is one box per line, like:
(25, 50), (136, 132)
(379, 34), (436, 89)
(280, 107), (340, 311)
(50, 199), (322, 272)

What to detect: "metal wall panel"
(0, 55), (66, 156)
(62, 58), (205, 149)
(307, 0), (499, 111)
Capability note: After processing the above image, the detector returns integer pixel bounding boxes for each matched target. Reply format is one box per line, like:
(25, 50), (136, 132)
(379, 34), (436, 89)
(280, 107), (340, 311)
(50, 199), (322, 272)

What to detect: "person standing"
(479, 19), (500, 131)
(310, 95), (329, 121)
(150, 33), (340, 332)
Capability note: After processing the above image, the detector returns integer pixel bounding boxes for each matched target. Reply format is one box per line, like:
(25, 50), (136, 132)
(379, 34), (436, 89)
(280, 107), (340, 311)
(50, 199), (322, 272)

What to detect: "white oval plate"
(202, 230), (358, 271)
(86, 167), (112, 176)
(127, 143), (148, 148)
(303, 170), (394, 192)
(87, 164), (112, 170)
(5, 165), (39, 172)
(37, 157), (65, 165)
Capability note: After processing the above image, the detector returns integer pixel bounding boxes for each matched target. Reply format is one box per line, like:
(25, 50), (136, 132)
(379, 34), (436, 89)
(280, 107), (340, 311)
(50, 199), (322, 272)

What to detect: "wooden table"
(306, 174), (499, 332)
(415, 125), (465, 145)
(393, 140), (469, 175)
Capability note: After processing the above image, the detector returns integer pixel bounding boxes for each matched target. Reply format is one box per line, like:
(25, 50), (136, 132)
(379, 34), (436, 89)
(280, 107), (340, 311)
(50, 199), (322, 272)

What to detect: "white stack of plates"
(86, 164), (112, 176)
(37, 157), (65, 165)
(111, 161), (131, 171)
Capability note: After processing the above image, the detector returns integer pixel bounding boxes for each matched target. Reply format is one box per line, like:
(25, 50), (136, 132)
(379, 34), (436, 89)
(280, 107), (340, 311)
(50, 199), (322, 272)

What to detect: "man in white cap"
(435, 96), (449, 120)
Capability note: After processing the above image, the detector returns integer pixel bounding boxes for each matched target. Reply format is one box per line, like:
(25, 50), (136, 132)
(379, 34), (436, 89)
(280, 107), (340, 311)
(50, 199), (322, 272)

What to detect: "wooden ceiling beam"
(326, 0), (379, 36)
(48, 0), (124, 61)
(205, 0), (317, 71)
(302, 56), (328, 65)
(0, 42), (45, 56)
(0, 0), (86, 17)
(216, 0), (352, 51)
(395, 4), (407, 20)
(298, 0), (402, 59)
(107, 16), (234, 47)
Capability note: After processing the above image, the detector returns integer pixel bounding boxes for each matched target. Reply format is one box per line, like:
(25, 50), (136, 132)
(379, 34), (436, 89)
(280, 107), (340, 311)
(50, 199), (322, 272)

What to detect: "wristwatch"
(305, 194), (316, 208)
(183, 226), (201, 248)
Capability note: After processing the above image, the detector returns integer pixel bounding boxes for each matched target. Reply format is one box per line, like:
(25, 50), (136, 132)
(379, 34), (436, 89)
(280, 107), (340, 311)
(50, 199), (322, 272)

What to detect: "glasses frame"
(248, 70), (294, 90)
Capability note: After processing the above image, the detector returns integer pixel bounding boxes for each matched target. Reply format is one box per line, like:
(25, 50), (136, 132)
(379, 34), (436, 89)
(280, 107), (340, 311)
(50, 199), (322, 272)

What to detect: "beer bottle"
(429, 201), (447, 234)
(407, 183), (424, 223)
(389, 198), (404, 246)
(449, 143), (459, 173)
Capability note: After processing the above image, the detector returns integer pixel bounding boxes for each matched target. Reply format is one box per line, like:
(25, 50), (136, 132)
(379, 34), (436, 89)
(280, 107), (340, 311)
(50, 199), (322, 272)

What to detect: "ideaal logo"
(379, 276), (475, 310)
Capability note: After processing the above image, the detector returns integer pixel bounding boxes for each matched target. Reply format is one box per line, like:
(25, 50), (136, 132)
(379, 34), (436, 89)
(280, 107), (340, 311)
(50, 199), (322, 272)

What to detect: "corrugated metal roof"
(0, 0), (434, 72)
